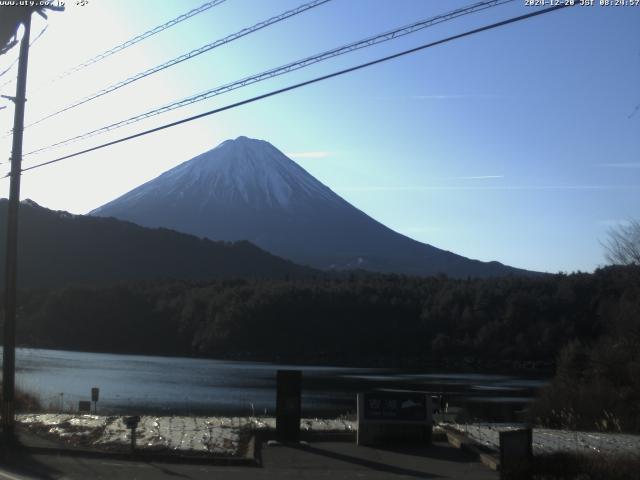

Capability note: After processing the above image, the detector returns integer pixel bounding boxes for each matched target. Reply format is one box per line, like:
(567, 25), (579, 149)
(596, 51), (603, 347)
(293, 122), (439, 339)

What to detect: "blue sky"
(0, 0), (638, 273)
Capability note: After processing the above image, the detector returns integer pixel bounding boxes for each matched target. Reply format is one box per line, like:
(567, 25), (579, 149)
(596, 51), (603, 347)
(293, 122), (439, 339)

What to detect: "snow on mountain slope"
(91, 136), (530, 278)
(105, 136), (340, 211)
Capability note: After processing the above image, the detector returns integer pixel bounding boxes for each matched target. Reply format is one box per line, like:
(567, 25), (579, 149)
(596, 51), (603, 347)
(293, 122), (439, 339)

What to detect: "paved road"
(0, 441), (498, 479)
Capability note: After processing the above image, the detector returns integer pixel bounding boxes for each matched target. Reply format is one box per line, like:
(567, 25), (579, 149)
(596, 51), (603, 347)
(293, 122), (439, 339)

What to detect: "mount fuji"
(91, 136), (528, 277)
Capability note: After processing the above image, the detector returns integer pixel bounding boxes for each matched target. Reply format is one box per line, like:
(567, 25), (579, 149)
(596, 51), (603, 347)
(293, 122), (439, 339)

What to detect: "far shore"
(12, 345), (555, 374)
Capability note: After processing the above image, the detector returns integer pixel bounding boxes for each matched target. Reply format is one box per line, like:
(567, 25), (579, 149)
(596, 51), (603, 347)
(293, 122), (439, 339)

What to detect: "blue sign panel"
(363, 392), (427, 421)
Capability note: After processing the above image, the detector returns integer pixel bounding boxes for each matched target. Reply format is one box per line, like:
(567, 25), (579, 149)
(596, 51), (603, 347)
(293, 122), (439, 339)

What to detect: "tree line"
(5, 265), (638, 371)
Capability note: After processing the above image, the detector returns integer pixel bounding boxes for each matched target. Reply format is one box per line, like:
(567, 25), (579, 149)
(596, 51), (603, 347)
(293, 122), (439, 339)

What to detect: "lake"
(10, 348), (547, 420)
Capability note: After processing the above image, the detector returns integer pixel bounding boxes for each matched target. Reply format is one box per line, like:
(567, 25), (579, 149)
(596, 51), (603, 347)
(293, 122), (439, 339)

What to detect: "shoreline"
(13, 345), (555, 375)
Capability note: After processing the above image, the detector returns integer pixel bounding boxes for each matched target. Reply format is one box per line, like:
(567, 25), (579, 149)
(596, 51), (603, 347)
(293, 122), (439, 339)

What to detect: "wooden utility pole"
(2, 9), (32, 440)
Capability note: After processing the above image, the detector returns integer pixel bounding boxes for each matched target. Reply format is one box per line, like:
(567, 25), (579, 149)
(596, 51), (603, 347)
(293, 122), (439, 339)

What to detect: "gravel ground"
(17, 414), (356, 456)
(447, 422), (640, 455)
(21, 415), (638, 459)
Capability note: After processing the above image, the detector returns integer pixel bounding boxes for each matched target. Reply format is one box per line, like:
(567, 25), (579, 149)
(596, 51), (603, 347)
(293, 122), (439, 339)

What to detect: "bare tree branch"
(602, 219), (640, 265)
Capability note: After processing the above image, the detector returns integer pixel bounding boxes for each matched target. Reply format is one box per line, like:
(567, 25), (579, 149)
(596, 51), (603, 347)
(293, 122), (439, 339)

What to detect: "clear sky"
(0, 0), (638, 273)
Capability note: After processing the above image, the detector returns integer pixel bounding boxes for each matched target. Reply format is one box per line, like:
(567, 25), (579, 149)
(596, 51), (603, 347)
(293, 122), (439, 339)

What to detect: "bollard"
(499, 427), (532, 480)
(78, 401), (91, 413)
(276, 370), (302, 443)
(91, 387), (99, 414)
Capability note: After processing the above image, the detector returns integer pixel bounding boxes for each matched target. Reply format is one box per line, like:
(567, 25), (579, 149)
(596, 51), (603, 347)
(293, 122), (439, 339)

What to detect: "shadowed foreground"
(0, 440), (497, 480)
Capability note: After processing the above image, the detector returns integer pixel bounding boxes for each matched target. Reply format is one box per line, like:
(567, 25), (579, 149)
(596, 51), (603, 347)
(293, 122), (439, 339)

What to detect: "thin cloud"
(598, 219), (631, 228)
(448, 175), (504, 180)
(596, 162), (640, 168)
(411, 94), (502, 100)
(374, 94), (504, 101)
(286, 151), (332, 159)
(412, 95), (467, 100)
(337, 185), (640, 192)
(403, 226), (448, 234)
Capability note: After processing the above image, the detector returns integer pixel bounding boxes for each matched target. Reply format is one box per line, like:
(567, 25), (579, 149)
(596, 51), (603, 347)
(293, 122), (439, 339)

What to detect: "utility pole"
(2, 9), (32, 441)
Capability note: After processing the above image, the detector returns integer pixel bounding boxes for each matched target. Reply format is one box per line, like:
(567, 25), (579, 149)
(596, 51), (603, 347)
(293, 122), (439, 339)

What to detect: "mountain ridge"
(91, 136), (533, 278)
(0, 198), (315, 289)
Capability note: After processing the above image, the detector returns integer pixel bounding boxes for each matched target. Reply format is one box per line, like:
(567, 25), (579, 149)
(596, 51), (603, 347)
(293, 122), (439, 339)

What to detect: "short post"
(276, 370), (301, 443)
(124, 416), (141, 453)
(91, 387), (99, 414)
(78, 401), (91, 413)
(499, 427), (532, 480)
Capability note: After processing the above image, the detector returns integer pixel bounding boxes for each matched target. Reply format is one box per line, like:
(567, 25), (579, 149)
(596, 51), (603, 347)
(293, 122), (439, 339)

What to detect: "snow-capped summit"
(91, 137), (528, 277)
(107, 136), (340, 213)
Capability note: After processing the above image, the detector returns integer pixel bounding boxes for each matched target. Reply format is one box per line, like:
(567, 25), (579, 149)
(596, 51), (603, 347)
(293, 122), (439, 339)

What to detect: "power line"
(0, 24), (48, 88)
(22, 0), (515, 157)
(13, 3), (574, 177)
(0, 25), (47, 81)
(36, 0), (227, 87)
(22, 0), (332, 130)
(0, 58), (19, 84)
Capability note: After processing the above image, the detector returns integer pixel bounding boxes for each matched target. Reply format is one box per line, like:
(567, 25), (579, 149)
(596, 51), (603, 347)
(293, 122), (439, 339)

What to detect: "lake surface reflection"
(11, 348), (547, 420)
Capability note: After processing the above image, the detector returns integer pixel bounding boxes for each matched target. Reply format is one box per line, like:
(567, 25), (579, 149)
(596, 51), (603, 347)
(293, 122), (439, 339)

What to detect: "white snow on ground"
(19, 414), (107, 439)
(20, 414), (106, 428)
(95, 416), (242, 455)
(447, 423), (640, 455)
(301, 417), (356, 432)
(20, 415), (640, 457)
(17, 414), (356, 456)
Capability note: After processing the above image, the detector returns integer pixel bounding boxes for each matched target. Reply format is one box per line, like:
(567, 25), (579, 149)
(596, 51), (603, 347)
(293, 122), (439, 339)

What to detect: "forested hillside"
(8, 266), (638, 369)
(0, 200), (314, 288)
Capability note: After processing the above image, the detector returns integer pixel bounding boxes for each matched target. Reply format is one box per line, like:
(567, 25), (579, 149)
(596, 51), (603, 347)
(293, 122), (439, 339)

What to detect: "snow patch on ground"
(95, 416), (242, 455)
(447, 423), (640, 455)
(20, 415), (639, 458)
(17, 414), (356, 456)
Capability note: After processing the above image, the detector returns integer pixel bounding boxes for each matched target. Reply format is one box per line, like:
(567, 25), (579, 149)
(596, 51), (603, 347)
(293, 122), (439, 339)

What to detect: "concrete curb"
(440, 425), (500, 471)
(9, 434), (260, 467)
(300, 431), (356, 442)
